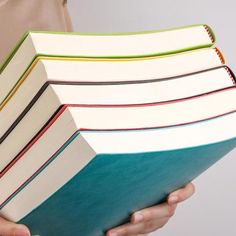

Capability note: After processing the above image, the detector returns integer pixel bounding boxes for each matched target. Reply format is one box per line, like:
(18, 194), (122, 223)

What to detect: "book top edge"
(0, 24), (214, 73)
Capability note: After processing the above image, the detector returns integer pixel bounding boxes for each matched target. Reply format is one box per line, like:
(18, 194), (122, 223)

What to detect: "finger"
(168, 183), (195, 205)
(130, 202), (177, 224)
(0, 217), (30, 236)
(106, 217), (169, 236)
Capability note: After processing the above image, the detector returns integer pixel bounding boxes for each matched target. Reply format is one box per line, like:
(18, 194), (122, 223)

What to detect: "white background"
(68, 1), (236, 235)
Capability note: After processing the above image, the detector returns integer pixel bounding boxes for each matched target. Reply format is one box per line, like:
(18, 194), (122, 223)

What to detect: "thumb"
(0, 216), (30, 236)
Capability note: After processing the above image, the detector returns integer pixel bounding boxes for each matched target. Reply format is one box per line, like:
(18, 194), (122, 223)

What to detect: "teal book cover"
(16, 134), (236, 236)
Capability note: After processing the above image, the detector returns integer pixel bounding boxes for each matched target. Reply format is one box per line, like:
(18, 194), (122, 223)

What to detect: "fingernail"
(134, 212), (144, 223)
(110, 232), (118, 236)
(169, 195), (178, 204)
(14, 228), (30, 236)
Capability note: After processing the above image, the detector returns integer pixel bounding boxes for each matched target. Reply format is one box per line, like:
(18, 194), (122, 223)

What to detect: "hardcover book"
(1, 111), (236, 235)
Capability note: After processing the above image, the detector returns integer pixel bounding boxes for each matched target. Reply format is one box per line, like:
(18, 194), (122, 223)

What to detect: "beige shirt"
(0, 0), (73, 65)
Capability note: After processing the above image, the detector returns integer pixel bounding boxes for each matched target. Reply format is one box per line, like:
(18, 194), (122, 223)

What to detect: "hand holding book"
(0, 183), (194, 236)
(0, 217), (30, 236)
(0, 4), (233, 234)
(106, 183), (195, 236)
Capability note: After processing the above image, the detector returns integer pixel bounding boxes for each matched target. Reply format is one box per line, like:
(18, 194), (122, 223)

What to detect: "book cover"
(15, 133), (236, 236)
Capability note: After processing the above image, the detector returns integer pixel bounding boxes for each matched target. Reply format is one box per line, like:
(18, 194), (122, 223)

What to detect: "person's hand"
(0, 183), (194, 236)
(0, 217), (30, 236)
(106, 183), (195, 236)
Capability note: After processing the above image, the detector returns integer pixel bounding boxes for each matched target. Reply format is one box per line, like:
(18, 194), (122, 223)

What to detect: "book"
(18, 136), (236, 236)
(0, 47), (224, 111)
(0, 111), (236, 235)
(0, 67), (235, 172)
(0, 24), (215, 104)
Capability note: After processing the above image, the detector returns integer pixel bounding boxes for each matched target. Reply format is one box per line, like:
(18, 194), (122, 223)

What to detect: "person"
(0, 0), (195, 235)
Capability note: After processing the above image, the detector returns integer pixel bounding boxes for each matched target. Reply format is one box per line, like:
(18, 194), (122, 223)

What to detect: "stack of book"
(0, 24), (235, 236)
